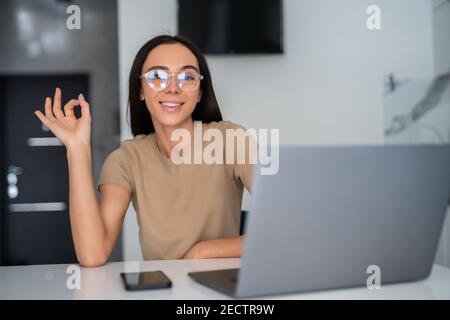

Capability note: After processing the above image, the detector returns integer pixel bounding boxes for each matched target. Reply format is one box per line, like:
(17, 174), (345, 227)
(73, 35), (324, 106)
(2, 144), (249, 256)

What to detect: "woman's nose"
(164, 75), (180, 93)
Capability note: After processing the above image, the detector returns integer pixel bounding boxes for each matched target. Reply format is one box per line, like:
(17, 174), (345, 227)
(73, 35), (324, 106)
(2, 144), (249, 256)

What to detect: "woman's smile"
(159, 100), (184, 112)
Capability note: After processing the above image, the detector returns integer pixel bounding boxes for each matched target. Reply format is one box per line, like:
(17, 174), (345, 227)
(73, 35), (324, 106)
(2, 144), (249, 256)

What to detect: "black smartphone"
(120, 271), (172, 291)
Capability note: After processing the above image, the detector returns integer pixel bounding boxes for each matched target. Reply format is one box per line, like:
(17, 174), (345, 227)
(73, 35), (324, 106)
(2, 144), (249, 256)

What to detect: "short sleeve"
(97, 149), (133, 194)
(220, 121), (256, 193)
(233, 154), (255, 194)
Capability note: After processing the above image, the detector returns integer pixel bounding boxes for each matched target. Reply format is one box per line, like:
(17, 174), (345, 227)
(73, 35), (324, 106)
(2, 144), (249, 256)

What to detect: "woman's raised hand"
(34, 87), (92, 148)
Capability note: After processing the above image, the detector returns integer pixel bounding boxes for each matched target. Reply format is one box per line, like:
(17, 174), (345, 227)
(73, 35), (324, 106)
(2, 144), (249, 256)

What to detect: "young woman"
(34, 35), (254, 267)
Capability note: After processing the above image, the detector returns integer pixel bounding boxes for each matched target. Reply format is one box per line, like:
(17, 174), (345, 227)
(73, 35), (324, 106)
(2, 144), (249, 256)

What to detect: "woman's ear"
(139, 89), (145, 101)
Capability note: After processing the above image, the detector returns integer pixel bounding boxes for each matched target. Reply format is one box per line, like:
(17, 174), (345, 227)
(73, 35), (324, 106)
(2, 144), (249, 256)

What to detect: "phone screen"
(121, 271), (172, 290)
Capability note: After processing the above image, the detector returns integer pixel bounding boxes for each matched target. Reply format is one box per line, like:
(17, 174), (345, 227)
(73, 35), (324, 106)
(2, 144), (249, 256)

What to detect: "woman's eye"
(152, 71), (167, 80)
(182, 74), (196, 81)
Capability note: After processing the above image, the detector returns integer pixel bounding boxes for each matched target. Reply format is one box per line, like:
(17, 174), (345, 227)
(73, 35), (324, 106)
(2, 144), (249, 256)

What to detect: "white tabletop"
(1, 259), (449, 299)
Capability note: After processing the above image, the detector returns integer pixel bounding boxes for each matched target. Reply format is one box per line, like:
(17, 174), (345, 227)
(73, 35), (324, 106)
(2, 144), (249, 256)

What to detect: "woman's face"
(140, 43), (202, 129)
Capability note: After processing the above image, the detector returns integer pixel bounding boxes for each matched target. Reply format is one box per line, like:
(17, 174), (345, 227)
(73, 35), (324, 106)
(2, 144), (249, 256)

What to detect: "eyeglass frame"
(139, 68), (204, 92)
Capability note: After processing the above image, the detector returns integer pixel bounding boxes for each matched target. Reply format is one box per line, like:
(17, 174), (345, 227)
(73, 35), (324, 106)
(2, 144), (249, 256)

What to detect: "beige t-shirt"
(97, 121), (254, 260)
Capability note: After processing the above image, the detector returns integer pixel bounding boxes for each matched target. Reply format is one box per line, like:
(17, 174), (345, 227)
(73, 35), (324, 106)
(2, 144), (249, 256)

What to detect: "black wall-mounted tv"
(178, 0), (283, 54)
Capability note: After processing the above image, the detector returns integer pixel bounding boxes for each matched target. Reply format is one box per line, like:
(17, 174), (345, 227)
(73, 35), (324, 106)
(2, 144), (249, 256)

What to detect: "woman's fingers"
(34, 110), (51, 127)
(64, 99), (79, 117)
(53, 87), (64, 119)
(44, 97), (56, 120)
(38, 89), (89, 125)
(78, 93), (91, 121)
(34, 110), (63, 140)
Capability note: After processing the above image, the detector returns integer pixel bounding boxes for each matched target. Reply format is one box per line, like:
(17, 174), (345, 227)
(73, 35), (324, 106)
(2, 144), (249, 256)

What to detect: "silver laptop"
(188, 145), (450, 298)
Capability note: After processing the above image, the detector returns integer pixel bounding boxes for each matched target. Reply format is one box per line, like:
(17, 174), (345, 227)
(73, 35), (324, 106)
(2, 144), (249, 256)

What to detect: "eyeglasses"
(140, 69), (204, 92)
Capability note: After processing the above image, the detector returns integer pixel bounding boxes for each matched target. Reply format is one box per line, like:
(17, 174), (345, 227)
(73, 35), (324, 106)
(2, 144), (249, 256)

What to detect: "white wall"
(433, 0), (450, 75)
(118, 0), (435, 261)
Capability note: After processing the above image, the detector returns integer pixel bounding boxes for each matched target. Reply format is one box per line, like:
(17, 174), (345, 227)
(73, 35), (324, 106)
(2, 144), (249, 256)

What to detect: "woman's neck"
(153, 118), (195, 159)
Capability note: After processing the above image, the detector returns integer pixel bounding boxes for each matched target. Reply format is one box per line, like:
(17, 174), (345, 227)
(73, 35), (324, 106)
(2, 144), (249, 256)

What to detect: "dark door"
(1, 74), (88, 265)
